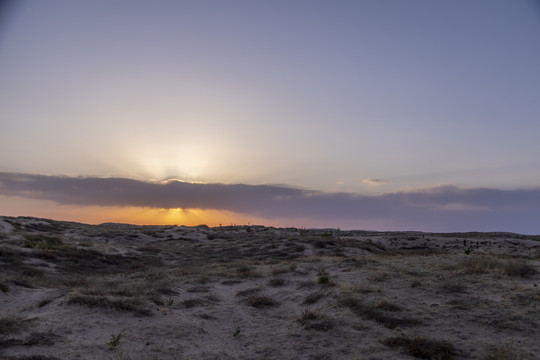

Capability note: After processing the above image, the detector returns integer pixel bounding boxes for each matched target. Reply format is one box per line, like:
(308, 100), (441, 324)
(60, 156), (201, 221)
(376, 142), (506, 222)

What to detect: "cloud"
(1, 172), (539, 233)
(362, 178), (390, 185)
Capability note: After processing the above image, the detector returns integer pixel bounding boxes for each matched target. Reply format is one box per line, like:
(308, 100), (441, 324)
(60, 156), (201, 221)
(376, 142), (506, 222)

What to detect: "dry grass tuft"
(459, 255), (537, 277)
(245, 295), (279, 308)
(502, 259), (537, 278)
(303, 291), (325, 305)
(67, 293), (151, 316)
(377, 300), (403, 312)
(22, 234), (64, 250)
(382, 336), (456, 360)
(460, 255), (502, 274)
(297, 308), (336, 331)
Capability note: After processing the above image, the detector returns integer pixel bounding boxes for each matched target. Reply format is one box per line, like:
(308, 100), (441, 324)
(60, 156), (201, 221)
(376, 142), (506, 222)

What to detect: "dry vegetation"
(0, 216), (539, 359)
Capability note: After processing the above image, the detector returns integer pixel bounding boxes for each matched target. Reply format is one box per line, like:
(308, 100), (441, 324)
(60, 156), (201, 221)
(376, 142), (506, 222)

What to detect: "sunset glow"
(1, 1), (539, 233)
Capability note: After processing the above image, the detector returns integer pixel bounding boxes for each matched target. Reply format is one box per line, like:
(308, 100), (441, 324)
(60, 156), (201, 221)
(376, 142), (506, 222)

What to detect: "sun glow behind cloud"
(0, 194), (394, 230)
(0, 195), (243, 226)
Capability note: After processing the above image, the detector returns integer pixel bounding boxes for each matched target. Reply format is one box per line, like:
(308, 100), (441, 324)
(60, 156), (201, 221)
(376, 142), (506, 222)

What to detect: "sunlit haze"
(1, 1), (540, 233)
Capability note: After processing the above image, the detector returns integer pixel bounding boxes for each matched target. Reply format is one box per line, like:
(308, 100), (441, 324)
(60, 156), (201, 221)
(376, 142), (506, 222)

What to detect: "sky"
(1, 0), (540, 233)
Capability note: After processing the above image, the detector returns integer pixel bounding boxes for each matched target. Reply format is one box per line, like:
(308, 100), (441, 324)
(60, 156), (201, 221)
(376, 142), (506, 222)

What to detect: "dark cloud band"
(1, 172), (539, 233)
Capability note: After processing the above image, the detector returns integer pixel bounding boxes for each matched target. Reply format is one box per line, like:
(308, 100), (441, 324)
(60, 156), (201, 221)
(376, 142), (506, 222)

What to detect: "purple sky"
(1, 1), (539, 232)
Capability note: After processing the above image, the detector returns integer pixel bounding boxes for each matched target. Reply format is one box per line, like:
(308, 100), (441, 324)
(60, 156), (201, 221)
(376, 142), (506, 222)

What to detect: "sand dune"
(0, 216), (538, 359)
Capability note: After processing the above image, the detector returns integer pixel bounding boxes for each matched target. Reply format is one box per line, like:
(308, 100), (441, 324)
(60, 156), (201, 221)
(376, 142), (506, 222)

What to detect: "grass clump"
(316, 266), (334, 285)
(303, 291), (324, 305)
(233, 326), (241, 338)
(23, 234), (63, 250)
(383, 336), (456, 360)
(318, 274), (330, 284)
(106, 328), (126, 350)
(376, 300), (403, 312)
(460, 255), (537, 277)
(245, 295), (279, 308)
(459, 255), (500, 274)
(297, 308), (335, 331)
(502, 259), (537, 278)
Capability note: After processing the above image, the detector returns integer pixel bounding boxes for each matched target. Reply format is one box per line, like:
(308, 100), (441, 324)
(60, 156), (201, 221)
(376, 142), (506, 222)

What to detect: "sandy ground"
(0, 216), (539, 360)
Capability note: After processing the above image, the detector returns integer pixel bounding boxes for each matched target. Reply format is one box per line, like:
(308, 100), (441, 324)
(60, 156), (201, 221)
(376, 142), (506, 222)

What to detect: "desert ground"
(0, 216), (538, 360)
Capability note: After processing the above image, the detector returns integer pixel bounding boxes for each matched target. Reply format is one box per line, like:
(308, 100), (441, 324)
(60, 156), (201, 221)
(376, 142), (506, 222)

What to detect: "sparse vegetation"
(316, 266), (330, 284)
(303, 291), (324, 305)
(317, 274), (330, 284)
(460, 255), (537, 277)
(106, 328), (126, 350)
(297, 308), (335, 331)
(22, 234), (64, 250)
(1, 216), (539, 359)
(377, 300), (403, 312)
(503, 258), (537, 277)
